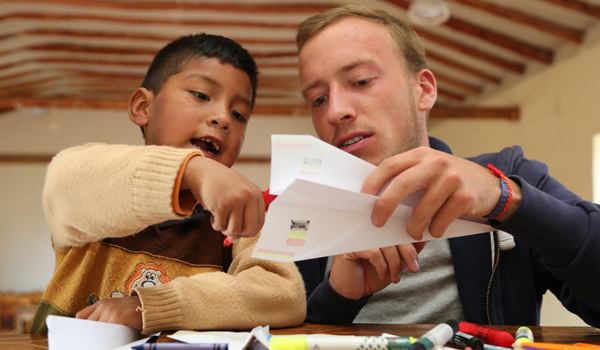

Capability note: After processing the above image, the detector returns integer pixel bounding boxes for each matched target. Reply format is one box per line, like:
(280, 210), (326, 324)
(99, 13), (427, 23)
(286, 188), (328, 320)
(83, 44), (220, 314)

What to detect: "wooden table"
(2, 323), (600, 350)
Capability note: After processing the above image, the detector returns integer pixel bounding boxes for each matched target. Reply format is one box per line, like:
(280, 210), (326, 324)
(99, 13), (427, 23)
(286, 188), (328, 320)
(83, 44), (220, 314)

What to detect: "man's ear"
(414, 69), (437, 112)
(128, 88), (154, 127)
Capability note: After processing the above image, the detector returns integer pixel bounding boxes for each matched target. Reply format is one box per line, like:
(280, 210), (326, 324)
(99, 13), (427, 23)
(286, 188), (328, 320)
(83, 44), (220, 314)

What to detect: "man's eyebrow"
(301, 59), (375, 95)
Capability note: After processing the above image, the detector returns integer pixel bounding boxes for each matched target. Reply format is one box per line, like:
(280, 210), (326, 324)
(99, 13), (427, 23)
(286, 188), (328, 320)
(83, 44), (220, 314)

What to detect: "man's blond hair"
(296, 5), (427, 73)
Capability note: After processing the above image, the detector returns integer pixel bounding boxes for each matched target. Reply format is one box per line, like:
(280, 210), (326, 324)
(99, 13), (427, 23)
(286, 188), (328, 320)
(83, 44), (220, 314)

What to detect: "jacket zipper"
(486, 230), (501, 325)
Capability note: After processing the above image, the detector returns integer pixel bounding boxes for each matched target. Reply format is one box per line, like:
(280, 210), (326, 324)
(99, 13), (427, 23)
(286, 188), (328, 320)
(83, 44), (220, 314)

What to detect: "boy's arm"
(44, 143), (200, 250)
(134, 233), (306, 333)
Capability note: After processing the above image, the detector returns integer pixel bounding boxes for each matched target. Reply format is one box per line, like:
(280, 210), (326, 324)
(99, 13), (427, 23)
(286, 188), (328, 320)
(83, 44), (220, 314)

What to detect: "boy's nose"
(207, 111), (230, 131)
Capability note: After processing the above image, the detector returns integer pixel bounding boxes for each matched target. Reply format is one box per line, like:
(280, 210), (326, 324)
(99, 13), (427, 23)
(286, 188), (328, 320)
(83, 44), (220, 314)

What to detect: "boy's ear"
(128, 87), (154, 127)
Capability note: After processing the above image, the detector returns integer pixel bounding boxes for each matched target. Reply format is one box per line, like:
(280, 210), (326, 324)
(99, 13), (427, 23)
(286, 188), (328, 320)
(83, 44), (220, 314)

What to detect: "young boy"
(30, 33), (306, 334)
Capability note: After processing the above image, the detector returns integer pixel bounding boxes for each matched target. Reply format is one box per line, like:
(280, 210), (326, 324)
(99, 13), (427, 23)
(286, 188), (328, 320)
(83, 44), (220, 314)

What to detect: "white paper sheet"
(46, 315), (148, 350)
(168, 326), (270, 350)
(252, 135), (493, 262)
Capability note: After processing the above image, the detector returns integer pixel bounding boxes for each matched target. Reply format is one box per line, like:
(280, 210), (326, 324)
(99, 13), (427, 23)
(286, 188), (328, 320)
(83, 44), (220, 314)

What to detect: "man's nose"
(327, 89), (356, 124)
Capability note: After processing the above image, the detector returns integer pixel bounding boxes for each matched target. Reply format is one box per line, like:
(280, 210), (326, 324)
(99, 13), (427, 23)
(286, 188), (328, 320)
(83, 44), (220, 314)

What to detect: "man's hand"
(181, 156), (265, 241)
(362, 147), (521, 240)
(76, 296), (143, 331)
(329, 242), (426, 300)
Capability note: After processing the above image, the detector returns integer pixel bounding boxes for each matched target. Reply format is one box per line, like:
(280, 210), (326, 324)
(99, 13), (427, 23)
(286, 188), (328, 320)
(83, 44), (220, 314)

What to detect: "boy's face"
(140, 58), (252, 168)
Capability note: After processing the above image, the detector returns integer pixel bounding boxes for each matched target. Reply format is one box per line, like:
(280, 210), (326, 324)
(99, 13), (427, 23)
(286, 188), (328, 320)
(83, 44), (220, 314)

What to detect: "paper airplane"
(252, 135), (492, 262)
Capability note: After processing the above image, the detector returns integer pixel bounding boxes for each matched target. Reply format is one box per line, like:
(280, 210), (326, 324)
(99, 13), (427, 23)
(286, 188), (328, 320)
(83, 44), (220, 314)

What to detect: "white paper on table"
(46, 315), (148, 350)
(252, 135), (493, 262)
(169, 326), (270, 350)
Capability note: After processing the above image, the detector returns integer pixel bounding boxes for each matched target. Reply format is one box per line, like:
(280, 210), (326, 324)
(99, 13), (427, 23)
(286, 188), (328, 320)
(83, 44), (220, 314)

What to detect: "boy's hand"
(181, 156), (265, 240)
(76, 296), (143, 330)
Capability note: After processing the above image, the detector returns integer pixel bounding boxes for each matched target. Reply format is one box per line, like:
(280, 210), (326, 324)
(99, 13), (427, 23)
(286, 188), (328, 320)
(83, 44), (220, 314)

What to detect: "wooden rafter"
(417, 31), (525, 74)
(535, 0), (600, 19)
(0, 154), (271, 164)
(433, 72), (482, 95)
(0, 29), (297, 46)
(0, 98), (520, 120)
(6, 0), (337, 13)
(447, 0), (584, 44)
(0, 13), (299, 30)
(383, 0), (554, 64)
(429, 106), (520, 120)
(426, 52), (502, 84)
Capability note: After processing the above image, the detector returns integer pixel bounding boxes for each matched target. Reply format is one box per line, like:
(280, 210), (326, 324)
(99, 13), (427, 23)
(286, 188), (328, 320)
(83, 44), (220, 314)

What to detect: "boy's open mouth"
(191, 138), (221, 155)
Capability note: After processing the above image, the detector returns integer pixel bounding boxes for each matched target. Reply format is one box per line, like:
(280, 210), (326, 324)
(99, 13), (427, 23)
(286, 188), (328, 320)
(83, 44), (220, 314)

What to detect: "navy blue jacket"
(298, 137), (600, 327)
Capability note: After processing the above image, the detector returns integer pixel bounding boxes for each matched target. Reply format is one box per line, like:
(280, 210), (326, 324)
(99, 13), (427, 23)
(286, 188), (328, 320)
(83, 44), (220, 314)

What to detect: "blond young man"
(294, 5), (600, 327)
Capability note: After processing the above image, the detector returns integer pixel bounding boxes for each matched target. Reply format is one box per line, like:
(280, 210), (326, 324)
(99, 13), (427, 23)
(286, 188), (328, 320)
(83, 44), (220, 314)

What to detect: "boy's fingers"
(223, 205), (243, 237)
(240, 196), (263, 238)
(75, 303), (97, 320)
(210, 206), (229, 233)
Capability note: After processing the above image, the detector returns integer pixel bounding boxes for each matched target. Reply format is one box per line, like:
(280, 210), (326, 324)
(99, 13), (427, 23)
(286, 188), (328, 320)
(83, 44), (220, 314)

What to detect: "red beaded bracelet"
(485, 164), (513, 220)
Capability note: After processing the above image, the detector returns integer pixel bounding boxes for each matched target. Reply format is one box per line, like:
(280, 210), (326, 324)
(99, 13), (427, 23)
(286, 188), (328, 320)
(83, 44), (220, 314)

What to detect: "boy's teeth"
(342, 136), (365, 147)
(199, 138), (219, 152)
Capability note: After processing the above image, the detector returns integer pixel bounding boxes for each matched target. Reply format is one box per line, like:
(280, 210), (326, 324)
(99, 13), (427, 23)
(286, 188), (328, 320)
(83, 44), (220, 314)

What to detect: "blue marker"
(132, 343), (228, 350)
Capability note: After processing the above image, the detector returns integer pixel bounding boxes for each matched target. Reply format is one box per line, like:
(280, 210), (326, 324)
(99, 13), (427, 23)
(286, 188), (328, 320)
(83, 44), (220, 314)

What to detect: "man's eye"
(354, 79), (371, 87)
(313, 96), (327, 108)
(190, 91), (209, 101)
(231, 110), (246, 123)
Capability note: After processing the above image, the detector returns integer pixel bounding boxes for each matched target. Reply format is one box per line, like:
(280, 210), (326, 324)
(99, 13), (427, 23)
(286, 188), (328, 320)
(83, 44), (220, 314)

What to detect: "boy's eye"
(190, 91), (209, 101)
(313, 96), (327, 108)
(231, 110), (246, 123)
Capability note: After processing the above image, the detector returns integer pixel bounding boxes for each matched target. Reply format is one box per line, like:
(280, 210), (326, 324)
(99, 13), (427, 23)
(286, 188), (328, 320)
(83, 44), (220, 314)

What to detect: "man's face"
(299, 17), (430, 165)
(142, 58), (252, 168)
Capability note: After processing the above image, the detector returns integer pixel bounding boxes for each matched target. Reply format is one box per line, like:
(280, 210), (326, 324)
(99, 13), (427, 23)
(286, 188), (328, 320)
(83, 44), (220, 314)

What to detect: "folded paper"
(253, 135), (493, 262)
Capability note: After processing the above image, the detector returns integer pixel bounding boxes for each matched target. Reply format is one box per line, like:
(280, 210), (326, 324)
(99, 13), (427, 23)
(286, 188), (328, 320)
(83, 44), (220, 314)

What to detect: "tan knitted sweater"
(32, 143), (306, 334)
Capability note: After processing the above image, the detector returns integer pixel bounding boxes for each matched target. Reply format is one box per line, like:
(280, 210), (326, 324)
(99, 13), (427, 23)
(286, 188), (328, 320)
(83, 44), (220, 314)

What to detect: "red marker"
(223, 236), (232, 247)
(459, 322), (514, 348)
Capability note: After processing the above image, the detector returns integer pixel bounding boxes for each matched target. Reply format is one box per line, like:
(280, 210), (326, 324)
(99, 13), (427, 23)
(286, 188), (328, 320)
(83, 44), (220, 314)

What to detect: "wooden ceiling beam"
(0, 29), (297, 46)
(383, 0), (554, 64)
(447, 0), (584, 43)
(1, 13), (299, 30)
(8, 0), (337, 13)
(535, 0), (600, 19)
(0, 154), (271, 164)
(417, 31), (526, 74)
(429, 106), (520, 120)
(0, 98), (519, 120)
(426, 52), (502, 84)
(432, 72), (482, 95)
(437, 87), (466, 102)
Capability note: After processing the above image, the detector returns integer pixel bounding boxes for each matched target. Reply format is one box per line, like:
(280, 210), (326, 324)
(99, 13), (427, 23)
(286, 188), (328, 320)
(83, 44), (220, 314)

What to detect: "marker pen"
(513, 326), (534, 348)
(485, 345), (513, 350)
(269, 335), (418, 350)
(448, 331), (485, 350)
(459, 322), (515, 348)
(408, 320), (459, 350)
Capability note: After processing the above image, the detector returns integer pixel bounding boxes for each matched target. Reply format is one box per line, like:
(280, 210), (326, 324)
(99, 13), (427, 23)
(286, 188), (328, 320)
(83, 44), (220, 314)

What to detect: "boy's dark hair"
(139, 33), (259, 137)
